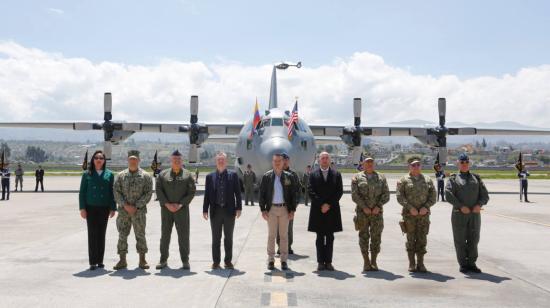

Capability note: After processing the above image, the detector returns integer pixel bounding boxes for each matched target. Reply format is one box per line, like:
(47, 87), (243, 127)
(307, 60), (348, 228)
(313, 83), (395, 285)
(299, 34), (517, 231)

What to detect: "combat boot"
(370, 252), (379, 271)
(113, 254), (127, 270)
(407, 252), (416, 272)
(139, 253), (150, 269)
(416, 253), (427, 273)
(362, 253), (372, 272)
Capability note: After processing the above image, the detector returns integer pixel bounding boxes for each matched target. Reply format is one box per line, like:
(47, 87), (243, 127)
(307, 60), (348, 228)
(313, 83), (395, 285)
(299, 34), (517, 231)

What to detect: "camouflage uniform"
(352, 171), (389, 270)
(114, 168), (153, 255)
(396, 173), (436, 272)
(243, 170), (256, 206)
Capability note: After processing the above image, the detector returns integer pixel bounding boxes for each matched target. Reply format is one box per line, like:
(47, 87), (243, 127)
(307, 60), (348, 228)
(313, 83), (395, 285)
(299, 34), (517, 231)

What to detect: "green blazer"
(79, 169), (116, 210)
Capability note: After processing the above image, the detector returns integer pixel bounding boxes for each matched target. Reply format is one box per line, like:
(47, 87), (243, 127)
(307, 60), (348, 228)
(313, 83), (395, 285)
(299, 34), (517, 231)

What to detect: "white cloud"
(1, 41), (550, 128)
(46, 8), (64, 15)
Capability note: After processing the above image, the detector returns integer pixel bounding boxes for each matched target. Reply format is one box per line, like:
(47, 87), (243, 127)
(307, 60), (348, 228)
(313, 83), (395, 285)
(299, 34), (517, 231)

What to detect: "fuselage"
(234, 107), (317, 178)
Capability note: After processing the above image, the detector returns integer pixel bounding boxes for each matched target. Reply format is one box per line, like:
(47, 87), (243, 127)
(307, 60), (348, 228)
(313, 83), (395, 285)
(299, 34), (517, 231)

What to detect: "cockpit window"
(271, 118), (284, 126)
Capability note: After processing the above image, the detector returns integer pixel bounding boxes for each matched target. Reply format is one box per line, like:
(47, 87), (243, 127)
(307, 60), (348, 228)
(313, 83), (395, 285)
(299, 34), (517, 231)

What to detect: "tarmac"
(0, 174), (549, 307)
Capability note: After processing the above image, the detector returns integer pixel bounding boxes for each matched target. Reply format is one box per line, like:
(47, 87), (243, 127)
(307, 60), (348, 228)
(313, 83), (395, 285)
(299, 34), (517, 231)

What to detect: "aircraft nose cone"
(260, 137), (292, 159)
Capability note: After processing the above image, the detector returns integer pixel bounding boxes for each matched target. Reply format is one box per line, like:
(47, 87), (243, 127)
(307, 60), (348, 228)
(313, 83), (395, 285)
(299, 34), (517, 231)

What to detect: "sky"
(1, 0), (550, 127)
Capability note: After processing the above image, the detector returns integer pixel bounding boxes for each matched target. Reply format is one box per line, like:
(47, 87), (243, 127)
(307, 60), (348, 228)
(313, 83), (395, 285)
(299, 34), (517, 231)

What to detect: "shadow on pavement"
(465, 272), (511, 283)
(109, 268), (152, 280)
(73, 268), (113, 278)
(363, 269), (404, 281)
(313, 269), (356, 280)
(153, 267), (198, 278)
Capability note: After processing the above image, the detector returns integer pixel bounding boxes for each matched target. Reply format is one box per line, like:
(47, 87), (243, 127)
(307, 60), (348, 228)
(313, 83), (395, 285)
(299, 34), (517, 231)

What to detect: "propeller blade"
(353, 98), (362, 127)
(438, 97), (446, 127)
(188, 144), (198, 163)
(103, 141), (112, 160)
(437, 146), (447, 166)
(104, 93), (113, 121)
(190, 95), (198, 124)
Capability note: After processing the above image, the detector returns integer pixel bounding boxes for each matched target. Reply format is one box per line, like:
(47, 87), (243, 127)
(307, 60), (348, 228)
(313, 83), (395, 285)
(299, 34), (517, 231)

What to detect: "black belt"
(272, 203), (286, 207)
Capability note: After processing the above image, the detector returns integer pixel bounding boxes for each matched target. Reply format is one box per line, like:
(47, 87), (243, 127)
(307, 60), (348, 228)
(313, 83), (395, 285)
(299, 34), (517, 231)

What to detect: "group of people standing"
(0, 164), (45, 201)
(79, 148), (490, 276)
(353, 153), (489, 274)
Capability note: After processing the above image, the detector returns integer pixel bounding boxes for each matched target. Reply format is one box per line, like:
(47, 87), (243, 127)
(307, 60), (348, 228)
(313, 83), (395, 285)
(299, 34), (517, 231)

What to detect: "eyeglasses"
(93, 157), (105, 161)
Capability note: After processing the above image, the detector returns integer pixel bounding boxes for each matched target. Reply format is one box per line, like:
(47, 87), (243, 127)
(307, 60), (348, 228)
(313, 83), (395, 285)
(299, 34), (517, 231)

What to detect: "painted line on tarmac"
(489, 213), (550, 228)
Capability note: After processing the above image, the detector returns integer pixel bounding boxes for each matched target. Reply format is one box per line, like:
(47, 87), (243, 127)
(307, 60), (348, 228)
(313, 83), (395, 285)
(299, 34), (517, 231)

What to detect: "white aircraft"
(1, 61), (550, 178)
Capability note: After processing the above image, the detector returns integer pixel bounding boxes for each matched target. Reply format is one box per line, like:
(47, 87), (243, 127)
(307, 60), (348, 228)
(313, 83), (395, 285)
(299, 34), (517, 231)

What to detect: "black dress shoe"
(459, 266), (469, 274)
(268, 261), (275, 270)
(325, 263), (335, 271)
(89, 265), (97, 271)
(224, 262), (234, 269)
(288, 248), (294, 255)
(468, 265), (482, 273)
(281, 262), (289, 270)
(97, 264), (105, 269)
(317, 263), (326, 271)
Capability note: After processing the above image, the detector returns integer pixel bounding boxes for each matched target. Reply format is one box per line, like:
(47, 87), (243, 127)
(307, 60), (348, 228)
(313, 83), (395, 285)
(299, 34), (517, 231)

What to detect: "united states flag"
(287, 101), (298, 140)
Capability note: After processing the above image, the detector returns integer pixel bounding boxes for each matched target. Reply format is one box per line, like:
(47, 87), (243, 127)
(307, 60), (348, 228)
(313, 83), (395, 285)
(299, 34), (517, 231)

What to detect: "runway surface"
(0, 175), (549, 307)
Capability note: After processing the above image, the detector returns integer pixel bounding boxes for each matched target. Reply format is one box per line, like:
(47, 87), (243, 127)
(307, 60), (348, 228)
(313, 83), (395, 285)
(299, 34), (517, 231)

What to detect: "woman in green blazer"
(79, 150), (116, 270)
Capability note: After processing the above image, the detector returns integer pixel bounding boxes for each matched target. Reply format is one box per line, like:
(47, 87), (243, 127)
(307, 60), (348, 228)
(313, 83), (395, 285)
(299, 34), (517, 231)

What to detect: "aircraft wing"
(310, 124), (550, 137)
(0, 122), (102, 130)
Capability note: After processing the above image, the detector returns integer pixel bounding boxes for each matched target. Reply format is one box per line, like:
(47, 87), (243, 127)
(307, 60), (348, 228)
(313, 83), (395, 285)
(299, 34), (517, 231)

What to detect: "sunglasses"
(459, 161), (469, 164)
(410, 163), (421, 167)
(93, 157), (105, 161)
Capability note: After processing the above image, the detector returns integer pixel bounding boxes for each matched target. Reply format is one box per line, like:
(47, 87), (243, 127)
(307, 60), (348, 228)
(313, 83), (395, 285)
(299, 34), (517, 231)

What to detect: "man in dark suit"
(203, 152), (242, 270)
(35, 165), (44, 192)
(259, 153), (297, 271)
(308, 152), (343, 271)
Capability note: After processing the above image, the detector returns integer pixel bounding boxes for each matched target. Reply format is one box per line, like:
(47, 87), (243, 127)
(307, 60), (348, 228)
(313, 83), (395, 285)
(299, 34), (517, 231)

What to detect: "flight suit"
(445, 172), (489, 269)
(155, 168), (196, 265)
(15, 167), (24, 191)
(396, 173), (436, 272)
(243, 170), (256, 206)
(351, 171), (390, 271)
(302, 172), (310, 206)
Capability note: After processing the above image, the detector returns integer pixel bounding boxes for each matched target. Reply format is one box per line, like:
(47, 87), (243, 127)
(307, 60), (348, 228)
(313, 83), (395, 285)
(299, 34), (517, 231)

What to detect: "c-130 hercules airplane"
(1, 61), (550, 178)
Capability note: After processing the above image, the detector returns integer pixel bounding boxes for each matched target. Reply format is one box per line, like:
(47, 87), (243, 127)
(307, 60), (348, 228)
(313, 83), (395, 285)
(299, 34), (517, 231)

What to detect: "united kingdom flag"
(287, 101), (298, 140)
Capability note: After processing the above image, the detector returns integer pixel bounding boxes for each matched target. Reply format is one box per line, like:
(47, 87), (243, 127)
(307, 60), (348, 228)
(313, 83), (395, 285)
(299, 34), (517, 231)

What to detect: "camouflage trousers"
(404, 214), (430, 254)
(357, 212), (384, 255)
(116, 207), (148, 255)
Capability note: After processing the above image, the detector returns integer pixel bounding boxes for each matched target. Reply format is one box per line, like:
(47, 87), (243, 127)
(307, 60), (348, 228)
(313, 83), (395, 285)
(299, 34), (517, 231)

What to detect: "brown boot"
(113, 254), (127, 270)
(139, 253), (150, 270)
(416, 253), (427, 273)
(362, 253), (372, 272)
(407, 252), (416, 272)
(370, 252), (379, 271)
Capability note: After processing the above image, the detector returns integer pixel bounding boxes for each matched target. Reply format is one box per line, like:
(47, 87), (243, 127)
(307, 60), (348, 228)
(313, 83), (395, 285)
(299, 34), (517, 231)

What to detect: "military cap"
(458, 153), (469, 161)
(362, 152), (374, 162)
(128, 150), (140, 159)
(171, 149), (182, 157)
(407, 156), (422, 165)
